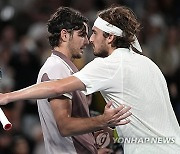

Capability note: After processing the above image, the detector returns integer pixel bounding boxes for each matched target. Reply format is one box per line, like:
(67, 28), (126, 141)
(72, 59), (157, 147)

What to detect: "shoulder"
(38, 56), (72, 80)
(41, 55), (71, 72)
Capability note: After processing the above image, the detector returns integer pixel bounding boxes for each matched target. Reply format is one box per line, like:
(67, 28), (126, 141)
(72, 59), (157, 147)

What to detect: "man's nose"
(84, 36), (89, 45)
(89, 35), (93, 43)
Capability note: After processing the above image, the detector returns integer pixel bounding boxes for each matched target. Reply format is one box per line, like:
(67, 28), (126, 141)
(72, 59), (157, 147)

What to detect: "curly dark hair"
(98, 6), (141, 49)
(47, 7), (88, 48)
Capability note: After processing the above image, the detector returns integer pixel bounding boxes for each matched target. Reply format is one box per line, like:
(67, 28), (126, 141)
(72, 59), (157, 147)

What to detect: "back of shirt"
(74, 48), (180, 154)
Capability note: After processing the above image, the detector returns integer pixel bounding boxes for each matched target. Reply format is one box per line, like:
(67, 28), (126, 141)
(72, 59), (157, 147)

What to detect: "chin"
(94, 51), (108, 58)
(73, 55), (82, 59)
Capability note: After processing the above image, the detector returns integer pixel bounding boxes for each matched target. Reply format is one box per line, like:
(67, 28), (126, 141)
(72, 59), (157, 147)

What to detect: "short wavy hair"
(98, 6), (141, 49)
(47, 7), (88, 48)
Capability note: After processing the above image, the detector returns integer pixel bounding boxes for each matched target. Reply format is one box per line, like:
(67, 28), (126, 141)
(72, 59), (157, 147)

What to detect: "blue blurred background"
(0, 0), (179, 153)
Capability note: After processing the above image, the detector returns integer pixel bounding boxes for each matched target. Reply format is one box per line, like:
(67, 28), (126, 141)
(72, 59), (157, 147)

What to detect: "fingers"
(107, 105), (132, 127)
(114, 105), (124, 113)
(112, 111), (131, 122)
(114, 112), (132, 125)
(108, 116), (131, 127)
(103, 102), (132, 127)
(114, 106), (131, 118)
(118, 111), (132, 120)
(112, 106), (131, 119)
(119, 106), (131, 115)
(118, 119), (131, 125)
(105, 101), (112, 109)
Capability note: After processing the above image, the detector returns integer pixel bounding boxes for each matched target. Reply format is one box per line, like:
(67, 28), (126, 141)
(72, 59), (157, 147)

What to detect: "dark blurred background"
(0, 0), (179, 154)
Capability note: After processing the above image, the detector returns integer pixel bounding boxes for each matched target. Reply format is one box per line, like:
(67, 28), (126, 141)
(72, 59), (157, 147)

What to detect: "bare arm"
(50, 96), (131, 137)
(0, 76), (83, 105)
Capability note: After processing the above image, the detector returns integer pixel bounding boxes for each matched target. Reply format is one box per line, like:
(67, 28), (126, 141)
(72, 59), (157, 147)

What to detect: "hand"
(102, 101), (132, 127)
(0, 93), (8, 105)
(98, 147), (113, 154)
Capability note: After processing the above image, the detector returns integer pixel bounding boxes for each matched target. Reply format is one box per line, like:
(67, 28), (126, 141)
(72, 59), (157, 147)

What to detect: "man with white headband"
(0, 6), (180, 154)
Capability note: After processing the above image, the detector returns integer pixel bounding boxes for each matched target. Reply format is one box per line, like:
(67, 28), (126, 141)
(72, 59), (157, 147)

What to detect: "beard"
(72, 53), (82, 59)
(92, 42), (109, 58)
(67, 42), (83, 59)
(94, 49), (109, 58)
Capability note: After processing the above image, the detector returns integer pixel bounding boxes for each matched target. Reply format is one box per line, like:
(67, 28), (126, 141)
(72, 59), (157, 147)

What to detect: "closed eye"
(92, 29), (96, 34)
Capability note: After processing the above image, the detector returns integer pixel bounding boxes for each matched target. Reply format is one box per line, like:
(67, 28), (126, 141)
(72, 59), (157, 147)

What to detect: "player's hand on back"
(102, 101), (132, 127)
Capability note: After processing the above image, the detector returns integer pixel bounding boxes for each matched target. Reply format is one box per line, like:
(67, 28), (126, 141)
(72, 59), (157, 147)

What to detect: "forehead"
(73, 22), (88, 35)
(92, 26), (103, 33)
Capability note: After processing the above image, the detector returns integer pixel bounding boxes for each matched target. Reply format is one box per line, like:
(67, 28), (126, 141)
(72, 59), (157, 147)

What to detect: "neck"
(54, 46), (74, 61)
(108, 46), (117, 56)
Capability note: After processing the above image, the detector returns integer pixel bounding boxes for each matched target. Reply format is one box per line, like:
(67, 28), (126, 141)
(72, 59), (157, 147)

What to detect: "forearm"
(6, 81), (59, 103)
(58, 115), (106, 137)
(2, 76), (84, 104)
(53, 100), (131, 137)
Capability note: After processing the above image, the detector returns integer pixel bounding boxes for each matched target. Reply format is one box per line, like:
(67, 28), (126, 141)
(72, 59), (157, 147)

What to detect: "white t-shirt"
(37, 52), (97, 154)
(73, 48), (180, 154)
(37, 54), (76, 154)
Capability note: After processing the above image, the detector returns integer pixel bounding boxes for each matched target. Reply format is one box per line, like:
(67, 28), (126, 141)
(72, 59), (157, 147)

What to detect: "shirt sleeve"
(73, 58), (115, 94)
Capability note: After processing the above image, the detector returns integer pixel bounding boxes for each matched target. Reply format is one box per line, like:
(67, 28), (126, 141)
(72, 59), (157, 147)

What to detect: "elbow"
(57, 122), (72, 137)
(60, 132), (69, 137)
(58, 127), (72, 137)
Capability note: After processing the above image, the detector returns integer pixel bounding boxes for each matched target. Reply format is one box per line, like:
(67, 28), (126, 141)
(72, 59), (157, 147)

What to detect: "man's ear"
(60, 29), (70, 42)
(107, 34), (115, 44)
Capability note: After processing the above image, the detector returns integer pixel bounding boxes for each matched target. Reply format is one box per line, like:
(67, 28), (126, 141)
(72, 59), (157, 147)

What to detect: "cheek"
(92, 37), (99, 46)
(71, 40), (81, 48)
(94, 36), (98, 42)
(97, 39), (103, 47)
(77, 38), (84, 44)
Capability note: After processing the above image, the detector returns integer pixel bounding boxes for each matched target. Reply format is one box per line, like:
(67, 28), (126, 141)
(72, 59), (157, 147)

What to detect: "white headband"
(93, 17), (142, 53)
(94, 17), (123, 36)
